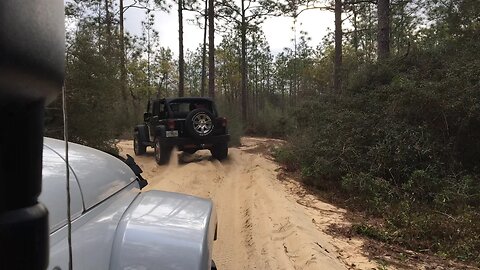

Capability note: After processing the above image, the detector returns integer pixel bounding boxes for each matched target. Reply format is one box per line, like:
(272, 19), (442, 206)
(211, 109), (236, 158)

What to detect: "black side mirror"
(144, 112), (152, 122)
(0, 1), (65, 269)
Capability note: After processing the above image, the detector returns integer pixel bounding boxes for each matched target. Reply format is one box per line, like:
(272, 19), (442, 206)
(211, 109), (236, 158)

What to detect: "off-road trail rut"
(118, 137), (378, 270)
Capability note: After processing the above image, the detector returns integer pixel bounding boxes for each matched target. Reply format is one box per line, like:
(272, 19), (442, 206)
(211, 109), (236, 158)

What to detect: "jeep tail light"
(167, 119), (175, 130)
(220, 117), (227, 127)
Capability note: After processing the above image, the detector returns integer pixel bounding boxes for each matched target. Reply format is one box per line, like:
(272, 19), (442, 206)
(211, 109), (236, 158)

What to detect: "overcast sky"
(123, 3), (335, 56)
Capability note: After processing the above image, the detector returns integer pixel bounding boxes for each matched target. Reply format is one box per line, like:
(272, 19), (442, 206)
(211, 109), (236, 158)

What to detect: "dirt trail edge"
(118, 137), (378, 270)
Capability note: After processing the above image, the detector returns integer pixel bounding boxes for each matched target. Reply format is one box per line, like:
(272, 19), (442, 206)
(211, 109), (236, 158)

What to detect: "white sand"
(117, 137), (377, 270)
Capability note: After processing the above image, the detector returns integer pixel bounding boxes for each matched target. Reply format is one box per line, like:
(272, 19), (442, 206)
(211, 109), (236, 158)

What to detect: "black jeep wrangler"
(134, 97), (230, 164)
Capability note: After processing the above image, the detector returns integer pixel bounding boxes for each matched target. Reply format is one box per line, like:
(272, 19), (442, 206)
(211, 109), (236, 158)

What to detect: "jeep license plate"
(166, 130), (178, 137)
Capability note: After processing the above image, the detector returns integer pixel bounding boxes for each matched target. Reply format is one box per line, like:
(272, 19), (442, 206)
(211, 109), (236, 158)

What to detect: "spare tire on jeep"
(185, 108), (215, 138)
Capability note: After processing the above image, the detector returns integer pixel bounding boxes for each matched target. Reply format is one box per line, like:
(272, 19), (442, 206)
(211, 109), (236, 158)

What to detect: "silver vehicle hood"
(110, 190), (217, 270)
(40, 144), (84, 232)
(42, 138), (137, 211)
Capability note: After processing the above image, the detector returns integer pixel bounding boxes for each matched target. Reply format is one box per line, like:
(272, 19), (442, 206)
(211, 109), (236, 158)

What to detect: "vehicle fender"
(109, 190), (217, 270)
(134, 125), (148, 143)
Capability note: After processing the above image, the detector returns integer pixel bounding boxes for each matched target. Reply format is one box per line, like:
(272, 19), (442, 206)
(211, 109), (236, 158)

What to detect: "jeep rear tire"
(211, 142), (228, 160)
(133, 131), (146, 156)
(154, 137), (172, 165)
(185, 108), (215, 139)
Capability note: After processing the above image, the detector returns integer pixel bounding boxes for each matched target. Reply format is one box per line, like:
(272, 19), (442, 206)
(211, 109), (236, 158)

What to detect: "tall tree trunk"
(105, 0), (112, 54)
(157, 77), (164, 99)
(165, 73), (169, 96)
(208, 0), (215, 98)
(201, 0), (208, 97)
(147, 45), (151, 86)
(97, 1), (102, 52)
(266, 67), (270, 98)
(289, 78), (293, 106)
(240, 0), (247, 123)
(147, 19), (151, 86)
(281, 80), (285, 113)
(334, 0), (343, 94)
(293, 19), (298, 105)
(377, 0), (390, 60)
(178, 0), (185, 97)
(254, 61), (258, 117)
(119, 0), (129, 117)
(352, 4), (359, 57)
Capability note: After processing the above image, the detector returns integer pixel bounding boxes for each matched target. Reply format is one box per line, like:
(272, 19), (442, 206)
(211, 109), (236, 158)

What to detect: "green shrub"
(273, 146), (299, 172)
(276, 40), (480, 263)
(246, 102), (294, 138)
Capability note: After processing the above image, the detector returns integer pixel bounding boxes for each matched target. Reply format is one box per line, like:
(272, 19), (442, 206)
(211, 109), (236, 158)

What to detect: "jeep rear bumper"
(159, 134), (230, 150)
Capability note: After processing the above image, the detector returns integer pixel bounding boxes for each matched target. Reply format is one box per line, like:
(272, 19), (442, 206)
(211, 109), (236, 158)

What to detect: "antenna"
(62, 83), (73, 270)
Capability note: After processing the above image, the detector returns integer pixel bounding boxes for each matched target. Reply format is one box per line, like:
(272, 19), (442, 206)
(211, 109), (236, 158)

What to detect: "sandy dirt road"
(118, 137), (377, 270)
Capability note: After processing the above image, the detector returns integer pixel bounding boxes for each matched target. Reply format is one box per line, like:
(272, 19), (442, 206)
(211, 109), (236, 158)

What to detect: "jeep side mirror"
(144, 112), (152, 122)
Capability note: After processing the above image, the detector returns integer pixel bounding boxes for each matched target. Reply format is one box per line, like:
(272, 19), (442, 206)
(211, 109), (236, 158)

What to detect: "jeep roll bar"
(0, 1), (65, 269)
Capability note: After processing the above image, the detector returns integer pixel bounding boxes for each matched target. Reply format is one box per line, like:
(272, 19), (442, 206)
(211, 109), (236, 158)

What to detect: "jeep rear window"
(168, 100), (214, 118)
